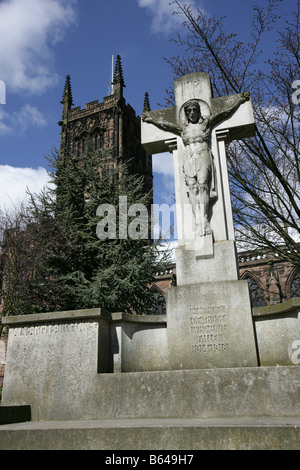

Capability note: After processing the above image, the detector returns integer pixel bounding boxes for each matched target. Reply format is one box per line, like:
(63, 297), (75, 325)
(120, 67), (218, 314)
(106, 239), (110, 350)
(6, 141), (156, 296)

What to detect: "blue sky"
(0, 0), (291, 215)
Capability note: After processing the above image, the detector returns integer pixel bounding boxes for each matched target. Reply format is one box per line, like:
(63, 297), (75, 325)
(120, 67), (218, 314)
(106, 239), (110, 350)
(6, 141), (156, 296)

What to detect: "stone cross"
(142, 72), (255, 285)
(142, 73), (258, 370)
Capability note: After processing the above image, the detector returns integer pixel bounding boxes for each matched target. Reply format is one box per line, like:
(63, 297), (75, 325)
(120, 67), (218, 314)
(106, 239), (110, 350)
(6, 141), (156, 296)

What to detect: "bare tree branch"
(166, 0), (300, 265)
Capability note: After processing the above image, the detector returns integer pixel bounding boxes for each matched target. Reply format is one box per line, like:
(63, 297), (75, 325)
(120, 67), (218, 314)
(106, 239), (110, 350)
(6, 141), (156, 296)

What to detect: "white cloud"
(0, 109), (12, 135)
(0, 165), (53, 213)
(0, 104), (47, 136)
(137, 0), (202, 34)
(0, 0), (78, 94)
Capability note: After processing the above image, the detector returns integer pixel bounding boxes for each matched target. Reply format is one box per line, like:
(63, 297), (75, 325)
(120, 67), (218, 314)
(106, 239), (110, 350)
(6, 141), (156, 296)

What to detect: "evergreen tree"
(1, 144), (170, 316)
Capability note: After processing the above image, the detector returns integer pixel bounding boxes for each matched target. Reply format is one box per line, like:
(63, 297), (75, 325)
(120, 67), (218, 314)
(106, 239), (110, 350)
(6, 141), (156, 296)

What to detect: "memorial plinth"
(167, 280), (258, 370)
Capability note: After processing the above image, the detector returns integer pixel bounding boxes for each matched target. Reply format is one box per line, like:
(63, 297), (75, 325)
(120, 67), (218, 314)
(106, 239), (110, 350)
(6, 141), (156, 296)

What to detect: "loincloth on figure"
(183, 145), (217, 201)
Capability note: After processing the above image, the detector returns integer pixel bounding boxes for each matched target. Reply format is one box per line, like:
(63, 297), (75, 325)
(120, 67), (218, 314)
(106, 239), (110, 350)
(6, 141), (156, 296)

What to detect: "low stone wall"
(1, 309), (167, 420)
(110, 312), (168, 372)
(1, 309), (108, 419)
(253, 298), (300, 366)
(1, 302), (300, 422)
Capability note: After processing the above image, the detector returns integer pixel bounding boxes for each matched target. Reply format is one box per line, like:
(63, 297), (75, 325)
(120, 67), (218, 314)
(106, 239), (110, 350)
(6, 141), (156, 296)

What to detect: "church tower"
(58, 55), (153, 197)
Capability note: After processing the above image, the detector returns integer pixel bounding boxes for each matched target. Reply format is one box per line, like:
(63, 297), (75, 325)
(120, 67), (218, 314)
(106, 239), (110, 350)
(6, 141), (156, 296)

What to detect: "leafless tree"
(165, 0), (300, 266)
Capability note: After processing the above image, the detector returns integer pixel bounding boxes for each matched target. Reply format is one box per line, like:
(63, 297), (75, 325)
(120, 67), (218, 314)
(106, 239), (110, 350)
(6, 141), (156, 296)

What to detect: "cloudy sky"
(0, 0), (289, 215)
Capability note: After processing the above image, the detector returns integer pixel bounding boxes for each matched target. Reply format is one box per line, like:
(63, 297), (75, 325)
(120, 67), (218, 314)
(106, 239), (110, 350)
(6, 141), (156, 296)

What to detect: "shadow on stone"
(0, 406), (31, 425)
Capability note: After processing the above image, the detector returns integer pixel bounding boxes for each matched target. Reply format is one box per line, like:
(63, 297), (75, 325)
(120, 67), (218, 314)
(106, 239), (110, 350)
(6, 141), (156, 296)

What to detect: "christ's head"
(184, 101), (202, 124)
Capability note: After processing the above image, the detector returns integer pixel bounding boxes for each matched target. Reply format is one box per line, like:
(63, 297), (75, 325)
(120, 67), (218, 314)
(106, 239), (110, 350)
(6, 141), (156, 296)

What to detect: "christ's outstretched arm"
(210, 92), (250, 129)
(142, 112), (182, 136)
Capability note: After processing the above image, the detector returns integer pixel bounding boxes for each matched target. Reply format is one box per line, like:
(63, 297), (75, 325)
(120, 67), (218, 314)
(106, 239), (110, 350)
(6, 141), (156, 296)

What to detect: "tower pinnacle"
(143, 92), (151, 112)
(113, 55), (126, 97)
(61, 75), (74, 120)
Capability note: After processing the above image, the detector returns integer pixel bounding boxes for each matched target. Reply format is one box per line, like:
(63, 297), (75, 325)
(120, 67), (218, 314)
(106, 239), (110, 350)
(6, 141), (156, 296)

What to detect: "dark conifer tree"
(0, 144), (170, 316)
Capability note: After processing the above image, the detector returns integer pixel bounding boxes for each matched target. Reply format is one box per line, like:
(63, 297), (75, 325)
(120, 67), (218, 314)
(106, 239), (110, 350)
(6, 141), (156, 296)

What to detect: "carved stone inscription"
(11, 322), (98, 338)
(190, 305), (228, 353)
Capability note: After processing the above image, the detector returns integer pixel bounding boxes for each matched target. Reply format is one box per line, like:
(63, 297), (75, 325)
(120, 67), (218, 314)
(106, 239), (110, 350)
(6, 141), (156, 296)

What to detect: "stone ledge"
(1, 417), (300, 450)
(1, 310), (166, 327)
(110, 312), (166, 324)
(1, 308), (105, 326)
(253, 297), (300, 318)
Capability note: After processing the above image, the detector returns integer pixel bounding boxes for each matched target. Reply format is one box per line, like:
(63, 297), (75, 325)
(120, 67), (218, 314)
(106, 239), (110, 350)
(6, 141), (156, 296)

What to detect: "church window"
(76, 132), (88, 156)
(244, 275), (266, 308)
(94, 132), (104, 150)
(290, 270), (300, 298)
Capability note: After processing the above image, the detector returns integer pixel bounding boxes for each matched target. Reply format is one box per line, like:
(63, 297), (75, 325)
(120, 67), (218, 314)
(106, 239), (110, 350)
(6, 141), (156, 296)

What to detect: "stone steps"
(3, 366), (300, 422)
(1, 417), (300, 450)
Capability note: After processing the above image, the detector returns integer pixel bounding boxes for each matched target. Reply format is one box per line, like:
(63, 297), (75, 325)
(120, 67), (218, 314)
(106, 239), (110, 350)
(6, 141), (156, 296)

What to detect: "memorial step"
(1, 417), (300, 450)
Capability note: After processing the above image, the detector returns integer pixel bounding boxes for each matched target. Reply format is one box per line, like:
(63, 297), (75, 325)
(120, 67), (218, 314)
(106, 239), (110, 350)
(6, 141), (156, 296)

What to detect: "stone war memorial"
(1, 73), (300, 450)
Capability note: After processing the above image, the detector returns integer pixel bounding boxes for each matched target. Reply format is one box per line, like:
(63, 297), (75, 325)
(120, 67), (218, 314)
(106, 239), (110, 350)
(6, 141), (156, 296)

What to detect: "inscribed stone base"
(166, 280), (258, 370)
(175, 240), (239, 286)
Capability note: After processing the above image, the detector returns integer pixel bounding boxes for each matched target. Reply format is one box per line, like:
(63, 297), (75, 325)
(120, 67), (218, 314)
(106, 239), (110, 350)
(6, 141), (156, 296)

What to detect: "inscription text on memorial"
(189, 306), (228, 353)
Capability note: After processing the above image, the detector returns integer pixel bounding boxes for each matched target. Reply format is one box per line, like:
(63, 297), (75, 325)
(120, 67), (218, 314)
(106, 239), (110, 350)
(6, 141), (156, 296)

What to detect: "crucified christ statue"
(142, 92), (250, 237)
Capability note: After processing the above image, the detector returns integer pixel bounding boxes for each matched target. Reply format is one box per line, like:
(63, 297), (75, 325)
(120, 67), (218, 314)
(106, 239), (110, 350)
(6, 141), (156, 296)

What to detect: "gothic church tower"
(58, 55), (153, 197)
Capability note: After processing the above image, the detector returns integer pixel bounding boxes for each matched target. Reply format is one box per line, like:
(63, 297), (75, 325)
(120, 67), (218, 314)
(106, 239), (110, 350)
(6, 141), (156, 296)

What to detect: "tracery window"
(91, 128), (104, 151)
(244, 275), (266, 308)
(290, 270), (300, 298)
(94, 133), (104, 150)
(76, 132), (88, 156)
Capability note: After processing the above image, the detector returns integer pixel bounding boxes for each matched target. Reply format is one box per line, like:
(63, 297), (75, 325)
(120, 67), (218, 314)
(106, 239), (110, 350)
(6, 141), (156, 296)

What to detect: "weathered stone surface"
(175, 240), (239, 286)
(141, 73), (258, 374)
(212, 94), (256, 140)
(1, 417), (300, 450)
(141, 106), (177, 154)
(90, 366), (300, 421)
(3, 338), (300, 422)
(167, 280), (258, 370)
(175, 73), (213, 116)
(253, 298), (300, 366)
(2, 309), (108, 421)
(1, 310), (169, 421)
(142, 72), (255, 248)
(109, 312), (168, 372)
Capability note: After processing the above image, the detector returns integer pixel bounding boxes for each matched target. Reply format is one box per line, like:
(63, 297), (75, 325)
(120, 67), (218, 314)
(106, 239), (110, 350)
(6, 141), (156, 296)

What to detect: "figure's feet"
(196, 223), (212, 238)
(196, 226), (204, 237)
(204, 222), (212, 236)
